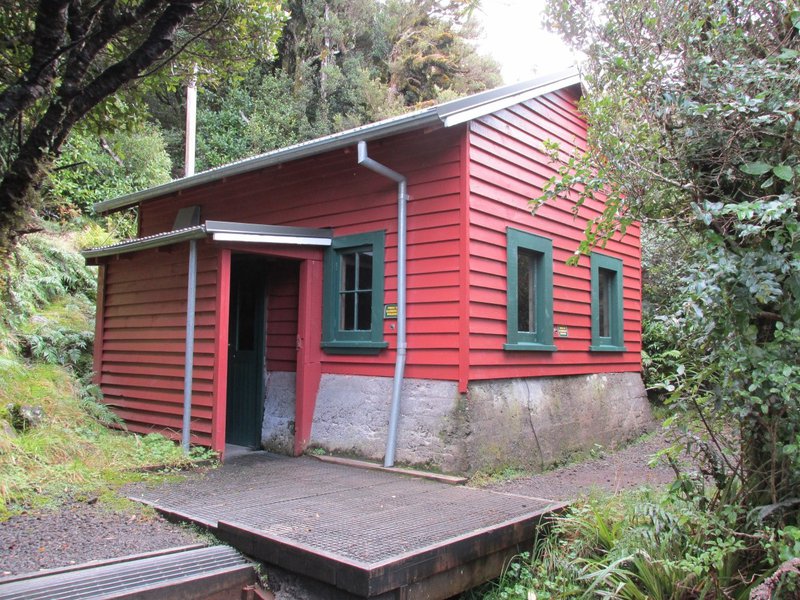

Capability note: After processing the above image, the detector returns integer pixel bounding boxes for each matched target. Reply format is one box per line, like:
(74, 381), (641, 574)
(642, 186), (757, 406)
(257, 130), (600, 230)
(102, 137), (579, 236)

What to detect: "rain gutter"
(357, 141), (408, 468)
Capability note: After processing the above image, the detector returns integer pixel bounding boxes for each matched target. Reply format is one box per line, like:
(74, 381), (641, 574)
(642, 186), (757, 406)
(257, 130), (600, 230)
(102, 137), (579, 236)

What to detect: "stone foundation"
(463, 373), (653, 473)
(304, 371), (653, 475)
(261, 371), (296, 454)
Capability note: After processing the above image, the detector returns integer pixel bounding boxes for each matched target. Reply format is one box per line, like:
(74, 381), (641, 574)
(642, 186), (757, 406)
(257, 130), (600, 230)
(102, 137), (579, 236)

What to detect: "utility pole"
(185, 65), (198, 177)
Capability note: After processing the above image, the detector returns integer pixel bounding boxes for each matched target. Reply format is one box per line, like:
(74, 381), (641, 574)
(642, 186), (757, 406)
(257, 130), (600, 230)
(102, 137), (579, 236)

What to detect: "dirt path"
(0, 499), (205, 577)
(0, 432), (675, 578)
(485, 431), (675, 500)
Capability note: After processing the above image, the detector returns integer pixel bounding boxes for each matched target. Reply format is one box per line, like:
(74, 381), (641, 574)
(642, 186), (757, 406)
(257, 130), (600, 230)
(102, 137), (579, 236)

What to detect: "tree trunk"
(0, 0), (204, 256)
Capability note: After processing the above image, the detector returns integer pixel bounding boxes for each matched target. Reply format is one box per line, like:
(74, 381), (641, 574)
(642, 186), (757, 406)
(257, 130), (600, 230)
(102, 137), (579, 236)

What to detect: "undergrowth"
(468, 487), (800, 600)
(0, 228), (214, 520)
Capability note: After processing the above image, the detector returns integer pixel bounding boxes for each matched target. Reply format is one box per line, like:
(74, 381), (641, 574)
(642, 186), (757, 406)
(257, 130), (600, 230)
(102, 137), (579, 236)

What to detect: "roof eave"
(438, 70), (581, 127)
(92, 67), (582, 215)
(81, 226), (207, 259)
(81, 221), (336, 261)
(93, 109), (443, 214)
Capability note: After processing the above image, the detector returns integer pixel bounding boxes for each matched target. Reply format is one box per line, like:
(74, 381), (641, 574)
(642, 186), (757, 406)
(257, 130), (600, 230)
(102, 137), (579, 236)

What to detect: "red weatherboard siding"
(94, 87), (644, 448)
(466, 88), (642, 381)
(138, 127), (464, 382)
(99, 242), (218, 445)
(265, 262), (299, 372)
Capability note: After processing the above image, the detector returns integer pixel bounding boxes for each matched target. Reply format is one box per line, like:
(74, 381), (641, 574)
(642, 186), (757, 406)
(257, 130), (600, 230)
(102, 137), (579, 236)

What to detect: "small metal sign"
(557, 325), (569, 337)
(384, 304), (398, 319)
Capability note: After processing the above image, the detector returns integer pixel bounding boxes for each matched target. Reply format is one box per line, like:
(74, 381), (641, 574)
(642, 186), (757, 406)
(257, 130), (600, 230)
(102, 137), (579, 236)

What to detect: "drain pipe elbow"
(357, 141), (408, 468)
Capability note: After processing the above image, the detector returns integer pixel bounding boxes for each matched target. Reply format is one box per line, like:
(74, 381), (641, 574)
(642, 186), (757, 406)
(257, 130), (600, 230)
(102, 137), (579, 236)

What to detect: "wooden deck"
(128, 452), (564, 599)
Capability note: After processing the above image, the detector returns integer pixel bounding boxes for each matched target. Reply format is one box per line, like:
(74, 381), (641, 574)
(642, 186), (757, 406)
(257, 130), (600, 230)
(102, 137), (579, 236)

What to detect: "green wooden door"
(226, 257), (266, 448)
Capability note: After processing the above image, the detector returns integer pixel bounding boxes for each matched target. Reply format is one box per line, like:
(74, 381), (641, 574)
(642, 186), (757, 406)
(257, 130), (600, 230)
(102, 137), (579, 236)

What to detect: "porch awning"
(81, 220), (333, 260)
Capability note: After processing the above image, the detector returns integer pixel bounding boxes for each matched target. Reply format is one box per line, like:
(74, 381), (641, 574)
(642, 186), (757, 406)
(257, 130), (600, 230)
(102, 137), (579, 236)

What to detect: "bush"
(473, 485), (800, 600)
(19, 297), (95, 383)
(1, 232), (96, 337)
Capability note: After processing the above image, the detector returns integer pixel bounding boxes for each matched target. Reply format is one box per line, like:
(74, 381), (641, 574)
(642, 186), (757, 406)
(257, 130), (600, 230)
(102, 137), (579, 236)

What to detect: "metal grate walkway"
(127, 453), (563, 599)
(0, 545), (255, 600)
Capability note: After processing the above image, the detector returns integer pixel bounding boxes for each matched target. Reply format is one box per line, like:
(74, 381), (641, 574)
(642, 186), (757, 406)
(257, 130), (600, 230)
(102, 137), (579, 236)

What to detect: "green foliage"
(0, 1), (287, 254)
(18, 296), (95, 383)
(379, 0), (500, 104)
(469, 465), (531, 487)
(49, 127), (172, 217)
(0, 355), (211, 518)
(542, 0), (800, 514)
(640, 317), (685, 401)
(1, 232), (96, 352)
(0, 230), (215, 519)
(473, 487), (800, 600)
(79, 385), (125, 428)
(193, 70), (312, 170)
(132, 433), (195, 466)
(75, 217), (136, 251)
(158, 0), (501, 171)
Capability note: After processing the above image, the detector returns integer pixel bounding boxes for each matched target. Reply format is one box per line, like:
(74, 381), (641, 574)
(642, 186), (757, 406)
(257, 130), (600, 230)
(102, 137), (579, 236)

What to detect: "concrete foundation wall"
(463, 373), (653, 473)
(261, 371), (296, 454)
(306, 371), (653, 474)
(309, 375), (461, 468)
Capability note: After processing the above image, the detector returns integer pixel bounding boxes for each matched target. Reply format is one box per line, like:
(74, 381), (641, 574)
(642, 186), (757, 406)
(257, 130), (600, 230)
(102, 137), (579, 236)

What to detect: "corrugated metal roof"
(81, 225), (206, 259)
(81, 221), (333, 259)
(93, 68), (580, 214)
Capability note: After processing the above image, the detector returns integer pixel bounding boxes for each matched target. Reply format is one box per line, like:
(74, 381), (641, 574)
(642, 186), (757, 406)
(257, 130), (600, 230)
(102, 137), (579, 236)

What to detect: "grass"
(469, 465), (532, 487)
(0, 353), (214, 520)
(0, 228), (220, 521)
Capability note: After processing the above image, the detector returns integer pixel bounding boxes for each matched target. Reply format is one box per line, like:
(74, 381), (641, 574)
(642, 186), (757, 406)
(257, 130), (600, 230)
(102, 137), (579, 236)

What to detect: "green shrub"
(641, 317), (686, 402)
(473, 486), (796, 600)
(1, 232), (96, 338)
(18, 297), (95, 382)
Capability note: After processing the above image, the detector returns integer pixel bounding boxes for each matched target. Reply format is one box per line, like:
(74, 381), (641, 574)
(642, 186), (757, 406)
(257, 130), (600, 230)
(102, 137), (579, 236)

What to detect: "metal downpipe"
(181, 238), (198, 453)
(357, 141), (407, 468)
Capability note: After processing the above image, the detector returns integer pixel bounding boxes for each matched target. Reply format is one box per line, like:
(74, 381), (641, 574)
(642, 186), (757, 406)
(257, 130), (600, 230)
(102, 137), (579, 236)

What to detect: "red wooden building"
(84, 69), (651, 473)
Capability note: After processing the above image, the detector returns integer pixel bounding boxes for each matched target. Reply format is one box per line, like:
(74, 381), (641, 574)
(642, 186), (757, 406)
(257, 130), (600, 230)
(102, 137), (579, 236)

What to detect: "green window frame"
(504, 228), (556, 351)
(322, 231), (388, 354)
(590, 252), (626, 352)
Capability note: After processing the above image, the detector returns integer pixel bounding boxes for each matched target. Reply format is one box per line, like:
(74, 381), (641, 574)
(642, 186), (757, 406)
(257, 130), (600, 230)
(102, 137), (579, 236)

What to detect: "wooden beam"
(294, 258), (323, 455)
(212, 248), (231, 455)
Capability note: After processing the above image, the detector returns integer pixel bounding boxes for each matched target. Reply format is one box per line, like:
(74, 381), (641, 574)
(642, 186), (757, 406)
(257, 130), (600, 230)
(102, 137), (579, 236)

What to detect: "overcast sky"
(474, 0), (576, 83)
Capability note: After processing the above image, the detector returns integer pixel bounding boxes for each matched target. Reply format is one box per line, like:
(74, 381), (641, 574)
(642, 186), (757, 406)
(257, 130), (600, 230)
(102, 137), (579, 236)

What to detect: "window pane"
(517, 250), (537, 334)
(341, 292), (355, 330)
(358, 251), (372, 291)
(599, 268), (613, 338)
(324, 232), (385, 347)
(356, 292), (372, 330)
(341, 253), (356, 291)
(338, 248), (376, 332)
